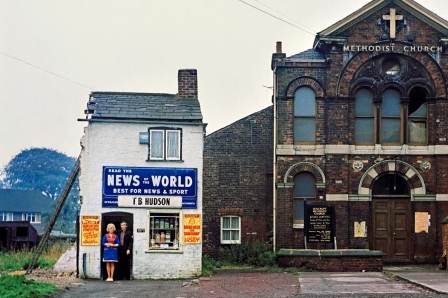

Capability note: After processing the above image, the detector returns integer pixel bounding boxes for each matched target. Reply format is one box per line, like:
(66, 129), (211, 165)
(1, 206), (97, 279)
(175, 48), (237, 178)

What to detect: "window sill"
(145, 249), (183, 254)
(293, 224), (304, 229)
(146, 159), (184, 163)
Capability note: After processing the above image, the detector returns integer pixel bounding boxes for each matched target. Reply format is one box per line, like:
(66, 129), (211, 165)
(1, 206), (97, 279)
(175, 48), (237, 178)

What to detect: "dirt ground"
(2, 269), (85, 289)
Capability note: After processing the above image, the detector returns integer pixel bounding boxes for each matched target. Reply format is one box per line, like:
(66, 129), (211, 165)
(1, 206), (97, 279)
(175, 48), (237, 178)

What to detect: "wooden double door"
(372, 198), (411, 262)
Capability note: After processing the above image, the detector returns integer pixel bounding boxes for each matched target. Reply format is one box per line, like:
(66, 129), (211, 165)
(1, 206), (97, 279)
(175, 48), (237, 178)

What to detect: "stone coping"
(277, 249), (383, 257)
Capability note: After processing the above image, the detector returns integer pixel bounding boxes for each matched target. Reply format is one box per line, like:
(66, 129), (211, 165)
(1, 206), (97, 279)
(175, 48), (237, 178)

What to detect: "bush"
(219, 240), (276, 267)
(202, 256), (222, 276)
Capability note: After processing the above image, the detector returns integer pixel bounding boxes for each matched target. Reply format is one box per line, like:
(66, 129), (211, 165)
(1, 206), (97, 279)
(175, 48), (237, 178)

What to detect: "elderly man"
(117, 221), (133, 280)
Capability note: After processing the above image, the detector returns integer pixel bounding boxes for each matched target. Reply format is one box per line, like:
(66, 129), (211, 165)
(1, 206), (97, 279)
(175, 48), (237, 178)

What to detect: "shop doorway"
(371, 174), (411, 262)
(101, 212), (133, 280)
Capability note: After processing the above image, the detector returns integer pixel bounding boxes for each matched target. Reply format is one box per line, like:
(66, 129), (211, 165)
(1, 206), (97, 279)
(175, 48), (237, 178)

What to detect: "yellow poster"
(415, 212), (429, 233)
(354, 221), (366, 237)
(183, 214), (201, 244)
(81, 215), (101, 246)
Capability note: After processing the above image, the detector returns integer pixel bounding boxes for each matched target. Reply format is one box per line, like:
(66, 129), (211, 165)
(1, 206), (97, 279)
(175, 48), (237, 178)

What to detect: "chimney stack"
(178, 69), (198, 99)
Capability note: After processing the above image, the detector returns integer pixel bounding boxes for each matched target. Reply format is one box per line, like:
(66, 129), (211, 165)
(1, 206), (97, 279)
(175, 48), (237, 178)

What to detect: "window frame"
(148, 127), (182, 161)
(0, 212), (13, 222)
(353, 87), (428, 146)
(220, 215), (241, 244)
(293, 87), (316, 145)
(147, 209), (182, 252)
(293, 172), (316, 229)
(22, 213), (40, 223)
(355, 88), (375, 145)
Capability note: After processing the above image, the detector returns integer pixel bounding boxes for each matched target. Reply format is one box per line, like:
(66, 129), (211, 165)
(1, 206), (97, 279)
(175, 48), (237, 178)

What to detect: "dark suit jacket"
(119, 229), (133, 252)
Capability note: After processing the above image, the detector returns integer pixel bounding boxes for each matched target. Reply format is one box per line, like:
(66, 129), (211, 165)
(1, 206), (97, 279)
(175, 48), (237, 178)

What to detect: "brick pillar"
(178, 69), (198, 99)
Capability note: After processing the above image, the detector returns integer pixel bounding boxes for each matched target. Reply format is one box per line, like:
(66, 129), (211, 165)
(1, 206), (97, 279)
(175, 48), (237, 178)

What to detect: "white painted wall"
(78, 121), (203, 279)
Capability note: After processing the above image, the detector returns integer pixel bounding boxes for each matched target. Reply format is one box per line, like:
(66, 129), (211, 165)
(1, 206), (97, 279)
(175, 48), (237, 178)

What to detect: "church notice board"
(305, 205), (335, 243)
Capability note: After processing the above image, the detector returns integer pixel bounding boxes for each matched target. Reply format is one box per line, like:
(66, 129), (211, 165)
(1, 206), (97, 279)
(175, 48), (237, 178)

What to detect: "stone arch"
(338, 48), (444, 98)
(358, 160), (425, 196)
(284, 162), (325, 184)
(285, 76), (325, 98)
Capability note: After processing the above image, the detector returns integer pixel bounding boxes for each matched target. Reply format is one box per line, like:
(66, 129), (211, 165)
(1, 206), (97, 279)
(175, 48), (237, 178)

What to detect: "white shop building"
(77, 69), (204, 279)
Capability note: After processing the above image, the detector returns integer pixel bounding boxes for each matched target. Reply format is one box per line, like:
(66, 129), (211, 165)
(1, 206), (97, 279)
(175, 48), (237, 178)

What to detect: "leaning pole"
(26, 155), (80, 274)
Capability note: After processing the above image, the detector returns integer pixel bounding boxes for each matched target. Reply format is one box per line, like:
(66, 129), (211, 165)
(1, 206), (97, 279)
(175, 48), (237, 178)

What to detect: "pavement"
(384, 265), (448, 294)
(47, 248), (448, 297)
(48, 265), (448, 298)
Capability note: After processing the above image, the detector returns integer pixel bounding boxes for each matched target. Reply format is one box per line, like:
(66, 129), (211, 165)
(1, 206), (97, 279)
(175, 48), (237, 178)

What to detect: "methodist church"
(203, 0), (448, 268)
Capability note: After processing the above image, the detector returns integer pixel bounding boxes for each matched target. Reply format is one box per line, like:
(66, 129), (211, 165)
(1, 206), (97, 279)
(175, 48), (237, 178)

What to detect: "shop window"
(0, 212), (13, 221)
(293, 172), (316, 228)
(22, 213), (40, 223)
(148, 211), (180, 250)
(220, 215), (241, 244)
(355, 88), (375, 144)
(294, 87), (316, 144)
(149, 128), (181, 161)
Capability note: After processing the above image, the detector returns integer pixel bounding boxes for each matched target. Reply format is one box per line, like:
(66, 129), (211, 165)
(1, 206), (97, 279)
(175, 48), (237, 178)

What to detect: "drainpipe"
(273, 66), (278, 253)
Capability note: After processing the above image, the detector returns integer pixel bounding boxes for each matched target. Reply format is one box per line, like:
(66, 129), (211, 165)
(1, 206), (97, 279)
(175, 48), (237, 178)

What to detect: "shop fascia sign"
(102, 166), (197, 208)
(343, 8), (443, 53)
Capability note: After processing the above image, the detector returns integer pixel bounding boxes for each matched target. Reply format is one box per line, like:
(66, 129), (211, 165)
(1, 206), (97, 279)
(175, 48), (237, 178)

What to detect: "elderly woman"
(102, 223), (120, 281)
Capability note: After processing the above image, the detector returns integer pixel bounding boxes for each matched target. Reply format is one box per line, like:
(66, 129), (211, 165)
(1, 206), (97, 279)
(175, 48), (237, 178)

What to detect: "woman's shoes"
(106, 278), (113, 281)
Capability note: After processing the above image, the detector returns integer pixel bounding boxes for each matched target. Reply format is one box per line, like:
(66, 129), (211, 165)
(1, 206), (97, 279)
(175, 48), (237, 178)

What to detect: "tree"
(0, 147), (79, 233)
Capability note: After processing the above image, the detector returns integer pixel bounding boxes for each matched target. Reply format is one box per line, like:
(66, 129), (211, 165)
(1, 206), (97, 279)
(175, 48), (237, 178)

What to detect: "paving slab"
(298, 272), (424, 295)
(385, 265), (448, 294)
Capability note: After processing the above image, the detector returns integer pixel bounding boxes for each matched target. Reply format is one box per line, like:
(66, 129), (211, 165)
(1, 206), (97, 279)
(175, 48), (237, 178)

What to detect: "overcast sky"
(1, 0), (447, 168)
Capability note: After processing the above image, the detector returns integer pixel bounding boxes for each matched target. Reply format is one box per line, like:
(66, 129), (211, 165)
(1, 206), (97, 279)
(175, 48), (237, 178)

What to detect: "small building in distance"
(0, 189), (53, 249)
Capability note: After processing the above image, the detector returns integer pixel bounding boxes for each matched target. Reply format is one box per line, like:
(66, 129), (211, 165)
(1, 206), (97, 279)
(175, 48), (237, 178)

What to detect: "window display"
(149, 213), (180, 250)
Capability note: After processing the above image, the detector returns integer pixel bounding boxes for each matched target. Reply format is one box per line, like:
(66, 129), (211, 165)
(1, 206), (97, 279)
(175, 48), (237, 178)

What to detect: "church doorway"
(371, 173), (411, 262)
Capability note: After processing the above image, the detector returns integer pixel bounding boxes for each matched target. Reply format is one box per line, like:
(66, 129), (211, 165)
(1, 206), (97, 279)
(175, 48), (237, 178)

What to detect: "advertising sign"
(80, 215), (101, 246)
(102, 166), (197, 208)
(183, 214), (201, 244)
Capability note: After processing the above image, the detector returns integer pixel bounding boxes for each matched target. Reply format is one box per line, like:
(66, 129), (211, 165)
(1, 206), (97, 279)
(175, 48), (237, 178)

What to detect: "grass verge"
(0, 274), (58, 298)
(0, 241), (71, 271)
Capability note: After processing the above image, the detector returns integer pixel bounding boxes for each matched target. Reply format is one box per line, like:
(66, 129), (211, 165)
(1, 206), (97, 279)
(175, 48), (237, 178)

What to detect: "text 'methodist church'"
(203, 0), (448, 268)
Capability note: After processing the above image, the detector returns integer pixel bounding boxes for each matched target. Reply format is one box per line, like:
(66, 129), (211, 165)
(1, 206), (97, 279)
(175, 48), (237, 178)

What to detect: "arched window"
(408, 87), (427, 145)
(294, 87), (316, 144)
(381, 89), (401, 145)
(355, 88), (375, 144)
(293, 172), (316, 228)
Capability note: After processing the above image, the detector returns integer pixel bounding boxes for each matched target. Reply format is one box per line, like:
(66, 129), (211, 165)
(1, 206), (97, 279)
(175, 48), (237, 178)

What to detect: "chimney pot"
(276, 41), (282, 53)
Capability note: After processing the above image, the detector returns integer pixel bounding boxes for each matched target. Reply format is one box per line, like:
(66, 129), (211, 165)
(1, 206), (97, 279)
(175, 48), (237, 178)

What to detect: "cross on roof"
(383, 8), (403, 39)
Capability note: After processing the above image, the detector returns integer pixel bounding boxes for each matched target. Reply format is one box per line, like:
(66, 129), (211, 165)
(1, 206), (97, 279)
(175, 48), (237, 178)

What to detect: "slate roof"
(0, 189), (53, 213)
(85, 92), (203, 122)
(285, 49), (326, 62)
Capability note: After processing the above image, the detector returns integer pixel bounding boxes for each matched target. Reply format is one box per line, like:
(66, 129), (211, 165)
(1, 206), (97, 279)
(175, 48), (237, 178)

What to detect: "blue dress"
(102, 233), (120, 262)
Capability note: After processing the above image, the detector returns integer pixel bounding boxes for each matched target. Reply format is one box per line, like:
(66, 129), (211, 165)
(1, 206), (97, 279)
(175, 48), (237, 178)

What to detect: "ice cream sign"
(102, 166), (197, 208)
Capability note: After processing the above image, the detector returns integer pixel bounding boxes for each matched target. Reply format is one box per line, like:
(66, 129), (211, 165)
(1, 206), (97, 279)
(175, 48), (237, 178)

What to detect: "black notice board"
(305, 205), (335, 243)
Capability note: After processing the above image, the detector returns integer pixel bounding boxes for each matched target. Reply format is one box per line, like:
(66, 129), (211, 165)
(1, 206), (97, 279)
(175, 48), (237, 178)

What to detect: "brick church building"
(203, 0), (448, 266)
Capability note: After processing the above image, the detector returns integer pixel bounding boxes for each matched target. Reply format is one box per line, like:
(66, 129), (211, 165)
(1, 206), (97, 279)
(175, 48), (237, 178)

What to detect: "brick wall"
(202, 107), (273, 258)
